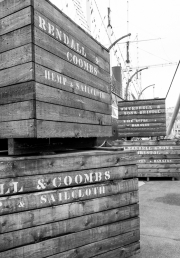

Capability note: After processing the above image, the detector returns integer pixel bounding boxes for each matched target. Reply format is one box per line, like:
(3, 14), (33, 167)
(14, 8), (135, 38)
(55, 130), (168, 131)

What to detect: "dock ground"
(133, 179), (180, 258)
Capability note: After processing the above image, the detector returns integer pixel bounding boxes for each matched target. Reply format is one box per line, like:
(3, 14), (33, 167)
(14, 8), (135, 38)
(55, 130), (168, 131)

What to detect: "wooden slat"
(138, 172), (180, 178)
(33, 0), (109, 62)
(34, 24), (110, 78)
(0, 0), (32, 19)
(138, 158), (180, 164)
(0, 192), (139, 233)
(0, 119), (35, 138)
(118, 123), (166, 129)
(36, 120), (112, 138)
(0, 218), (139, 258)
(0, 150), (139, 178)
(0, 101), (35, 122)
(0, 25), (32, 53)
(35, 83), (111, 115)
(139, 154), (180, 159)
(118, 109), (165, 116)
(0, 44), (32, 70)
(138, 168), (180, 173)
(34, 46), (110, 94)
(36, 101), (111, 125)
(0, 82), (35, 105)
(118, 104), (165, 111)
(114, 140), (179, 146)
(118, 117), (166, 124)
(123, 145), (180, 151)
(35, 64), (111, 104)
(118, 131), (166, 137)
(0, 62), (34, 88)
(118, 114), (166, 120)
(138, 164), (180, 168)
(0, 167), (137, 196)
(0, 205), (139, 251)
(0, 7), (32, 36)
(118, 98), (165, 107)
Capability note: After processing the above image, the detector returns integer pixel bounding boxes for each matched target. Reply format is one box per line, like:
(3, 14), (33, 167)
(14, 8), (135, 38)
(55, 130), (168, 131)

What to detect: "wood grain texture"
(118, 131), (166, 138)
(0, 25), (32, 53)
(0, 82), (35, 105)
(0, 218), (139, 258)
(34, 46), (110, 94)
(35, 83), (111, 115)
(0, 7), (32, 35)
(0, 150), (139, 178)
(35, 64), (111, 104)
(0, 119), (35, 138)
(0, 44), (32, 70)
(0, 0), (32, 19)
(33, 0), (109, 61)
(113, 140), (180, 146)
(0, 101), (35, 122)
(36, 101), (111, 125)
(0, 205), (139, 251)
(0, 192), (139, 233)
(0, 62), (34, 88)
(138, 172), (180, 178)
(118, 98), (165, 107)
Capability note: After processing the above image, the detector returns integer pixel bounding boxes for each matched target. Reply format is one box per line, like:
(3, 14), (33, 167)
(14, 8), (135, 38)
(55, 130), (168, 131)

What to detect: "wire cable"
(166, 60), (180, 99)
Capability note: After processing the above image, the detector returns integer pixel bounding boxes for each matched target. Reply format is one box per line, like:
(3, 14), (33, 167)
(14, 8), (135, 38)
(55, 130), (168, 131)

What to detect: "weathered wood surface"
(0, 62), (34, 88)
(35, 46), (110, 94)
(0, 150), (138, 178)
(0, 101), (35, 122)
(0, 0), (32, 19)
(0, 192), (139, 233)
(0, 119), (35, 138)
(0, 7), (32, 35)
(34, 12), (110, 73)
(0, 25), (32, 53)
(36, 101), (111, 125)
(114, 140), (180, 146)
(138, 172), (180, 178)
(33, 0), (109, 62)
(35, 65), (110, 104)
(49, 241), (140, 258)
(118, 98), (165, 107)
(35, 83), (111, 115)
(0, 82), (35, 105)
(0, 204), (139, 251)
(0, 218), (139, 258)
(0, 179), (138, 214)
(0, 44), (33, 70)
(0, 168), (137, 196)
(118, 132), (166, 138)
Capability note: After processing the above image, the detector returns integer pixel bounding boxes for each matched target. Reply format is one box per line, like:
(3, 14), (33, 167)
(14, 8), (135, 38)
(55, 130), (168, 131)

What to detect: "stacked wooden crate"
(0, 0), (112, 140)
(114, 140), (180, 180)
(0, 149), (140, 257)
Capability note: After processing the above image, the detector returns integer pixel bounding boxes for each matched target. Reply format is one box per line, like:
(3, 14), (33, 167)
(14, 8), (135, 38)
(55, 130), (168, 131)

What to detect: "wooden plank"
(49, 241), (140, 258)
(139, 154), (180, 159)
(118, 132), (166, 137)
(34, 23), (110, 77)
(118, 104), (165, 111)
(138, 158), (180, 164)
(7, 138), (97, 156)
(0, 62), (34, 88)
(118, 98), (165, 107)
(0, 101), (35, 122)
(35, 64), (111, 104)
(118, 123), (166, 129)
(118, 127), (166, 133)
(0, 218), (139, 258)
(0, 25), (32, 53)
(36, 120), (112, 138)
(0, 192), (139, 233)
(0, 167), (138, 196)
(118, 117), (166, 124)
(0, 7), (32, 36)
(138, 164), (180, 168)
(135, 150), (180, 155)
(36, 101), (111, 125)
(0, 150), (139, 178)
(0, 119), (35, 138)
(118, 109), (165, 116)
(123, 145), (180, 151)
(35, 46), (110, 94)
(138, 172), (180, 178)
(0, 44), (32, 70)
(0, 205), (139, 251)
(138, 168), (180, 173)
(33, 0), (109, 62)
(0, 82), (35, 105)
(34, 15), (110, 73)
(118, 114), (166, 120)
(0, 178), (138, 209)
(35, 84), (111, 115)
(113, 140), (179, 146)
(0, 0), (32, 19)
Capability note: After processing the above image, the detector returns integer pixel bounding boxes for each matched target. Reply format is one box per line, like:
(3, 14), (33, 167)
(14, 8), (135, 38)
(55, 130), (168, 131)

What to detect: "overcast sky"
(50, 0), (180, 107)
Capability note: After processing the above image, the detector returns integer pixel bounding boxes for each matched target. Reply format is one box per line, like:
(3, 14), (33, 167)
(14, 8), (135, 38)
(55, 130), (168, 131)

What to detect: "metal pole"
(108, 33), (131, 51)
(138, 84), (155, 99)
(167, 93), (180, 136)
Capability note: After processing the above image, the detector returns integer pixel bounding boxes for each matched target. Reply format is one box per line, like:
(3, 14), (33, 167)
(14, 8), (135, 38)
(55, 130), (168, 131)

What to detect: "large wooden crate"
(0, 149), (140, 257)
(0, 0), (112, 139)
(113, 140), (180, 179)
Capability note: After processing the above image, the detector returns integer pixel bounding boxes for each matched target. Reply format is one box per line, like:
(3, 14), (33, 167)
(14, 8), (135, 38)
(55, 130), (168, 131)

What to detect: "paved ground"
(133, 179), (180, 258)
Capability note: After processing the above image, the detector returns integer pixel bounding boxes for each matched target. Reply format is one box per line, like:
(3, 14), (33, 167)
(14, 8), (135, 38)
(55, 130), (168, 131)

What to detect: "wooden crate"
(0, 0), (112, 139)
(113, 139), (180, 179)
(0, 149), (140, 258)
